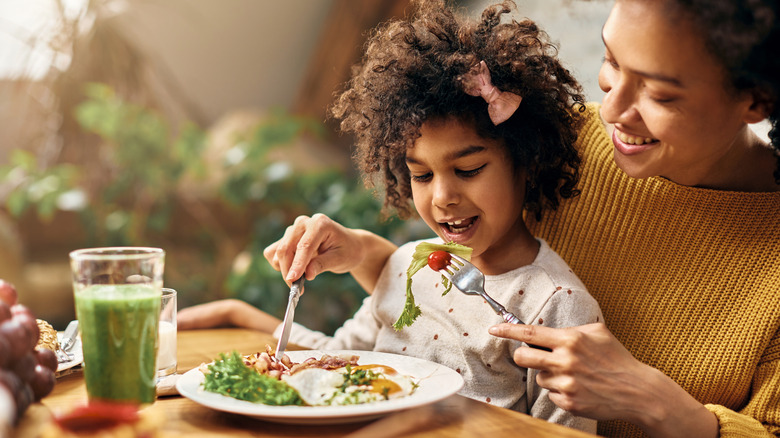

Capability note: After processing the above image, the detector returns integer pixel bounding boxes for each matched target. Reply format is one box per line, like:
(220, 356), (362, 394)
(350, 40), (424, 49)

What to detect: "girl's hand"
(263, 214), (397, 293)
(177, 299), (281, 332)
(488, 323), (718, 438)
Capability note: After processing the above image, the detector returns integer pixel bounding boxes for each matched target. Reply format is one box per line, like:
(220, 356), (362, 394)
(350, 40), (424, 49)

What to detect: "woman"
(183, 0), (780, 436)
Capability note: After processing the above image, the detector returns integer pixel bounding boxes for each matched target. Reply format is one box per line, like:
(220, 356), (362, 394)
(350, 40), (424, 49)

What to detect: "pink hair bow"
(460, 61), (522, 125)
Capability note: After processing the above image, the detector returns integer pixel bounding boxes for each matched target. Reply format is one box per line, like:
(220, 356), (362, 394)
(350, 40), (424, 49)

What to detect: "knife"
(60, 320), (79, 352)
(275, 277), (304, 360)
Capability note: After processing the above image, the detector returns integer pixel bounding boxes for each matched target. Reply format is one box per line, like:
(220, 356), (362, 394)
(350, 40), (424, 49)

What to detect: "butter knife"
(275, 277), (304, 360)
(60, 320), (79, 352)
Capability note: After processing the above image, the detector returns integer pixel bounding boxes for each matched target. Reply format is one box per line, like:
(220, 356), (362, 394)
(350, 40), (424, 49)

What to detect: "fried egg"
(282, 364), (417, 406)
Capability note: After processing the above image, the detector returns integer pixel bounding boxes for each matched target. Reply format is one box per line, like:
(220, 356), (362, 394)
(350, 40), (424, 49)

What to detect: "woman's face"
(405, 117), (529, 273)
(598, 0), (762, 186)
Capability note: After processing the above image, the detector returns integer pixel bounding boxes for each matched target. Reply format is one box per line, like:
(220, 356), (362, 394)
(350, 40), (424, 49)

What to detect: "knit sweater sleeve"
(706, 327), (780, 437)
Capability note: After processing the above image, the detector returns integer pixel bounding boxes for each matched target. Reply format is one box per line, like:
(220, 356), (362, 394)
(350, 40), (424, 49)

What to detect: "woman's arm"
(489, 323), (719, 438)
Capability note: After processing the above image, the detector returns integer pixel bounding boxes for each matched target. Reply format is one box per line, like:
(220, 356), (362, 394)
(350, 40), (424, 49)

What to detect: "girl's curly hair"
(330, 0), (586, 219)
(665, 0), (780, 183)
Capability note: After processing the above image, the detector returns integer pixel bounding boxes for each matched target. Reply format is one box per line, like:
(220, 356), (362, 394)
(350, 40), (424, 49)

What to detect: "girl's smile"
(405, 117), (538, 274)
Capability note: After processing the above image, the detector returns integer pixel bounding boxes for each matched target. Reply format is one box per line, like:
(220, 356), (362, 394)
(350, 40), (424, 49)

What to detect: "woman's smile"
(611, 128), (659, 156)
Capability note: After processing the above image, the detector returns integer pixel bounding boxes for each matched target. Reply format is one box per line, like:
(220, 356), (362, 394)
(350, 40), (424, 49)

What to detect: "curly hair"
(664, 0), (780, 183)
(329, 0), (586, 219)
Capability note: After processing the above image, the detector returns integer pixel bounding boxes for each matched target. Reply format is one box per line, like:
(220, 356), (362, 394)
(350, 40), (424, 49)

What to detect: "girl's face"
(598, 0), (764, 187)
(406, 117), (533, 273)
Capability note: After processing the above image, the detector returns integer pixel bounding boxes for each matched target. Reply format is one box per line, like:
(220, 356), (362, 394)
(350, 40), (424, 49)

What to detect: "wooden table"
(17, 328), (597, 437)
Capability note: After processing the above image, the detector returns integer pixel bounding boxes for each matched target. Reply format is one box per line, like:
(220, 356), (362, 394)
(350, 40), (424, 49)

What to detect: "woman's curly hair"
(330, 0), (586, 219)
(665, 0), (780, 183)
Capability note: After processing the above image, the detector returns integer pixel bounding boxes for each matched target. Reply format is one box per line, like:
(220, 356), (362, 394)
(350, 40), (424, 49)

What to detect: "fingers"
(262, 214), (347, 284)
(263, 215), (312, 283)
(288, 214), (332, 281)
(489, 323), (560, 349)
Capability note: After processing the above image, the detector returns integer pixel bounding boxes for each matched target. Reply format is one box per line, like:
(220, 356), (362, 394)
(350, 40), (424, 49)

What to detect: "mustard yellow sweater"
(527, 103), (780, 437)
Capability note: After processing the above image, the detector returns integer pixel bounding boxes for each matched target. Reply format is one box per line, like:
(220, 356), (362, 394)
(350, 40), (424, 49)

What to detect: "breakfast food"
(201, 345), (418, 407)
(35, 319), (59, 352)
(393, 241), (472, 330)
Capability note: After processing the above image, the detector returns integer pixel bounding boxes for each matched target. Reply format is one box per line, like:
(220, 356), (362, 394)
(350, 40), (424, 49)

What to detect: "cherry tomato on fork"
(427, 251), (451, 272)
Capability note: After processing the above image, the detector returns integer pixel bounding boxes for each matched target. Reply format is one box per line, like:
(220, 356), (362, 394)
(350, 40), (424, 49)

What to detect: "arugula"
(202, 351), (303, 405)
(392, 241), (473, 330)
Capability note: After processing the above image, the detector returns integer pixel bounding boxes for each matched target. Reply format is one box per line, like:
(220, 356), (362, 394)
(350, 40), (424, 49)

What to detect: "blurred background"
(0, 0), (769, 333)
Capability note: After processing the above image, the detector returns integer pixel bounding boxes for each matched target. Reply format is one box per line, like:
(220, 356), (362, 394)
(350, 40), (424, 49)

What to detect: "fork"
(438, 253), (525, 325)
(439, 254), (552, 351)
(55, 347), (73, 363)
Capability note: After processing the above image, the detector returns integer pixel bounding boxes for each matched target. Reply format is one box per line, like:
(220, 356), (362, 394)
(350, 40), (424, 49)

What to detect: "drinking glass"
(70, 247), (165, 405)
(157, 288), (177, 377)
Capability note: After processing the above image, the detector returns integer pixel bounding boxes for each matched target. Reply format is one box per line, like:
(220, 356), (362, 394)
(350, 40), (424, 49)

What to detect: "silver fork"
(55, 347), (73, 363)
(439, 254), (552, 351)
(438, 253), (524, 324)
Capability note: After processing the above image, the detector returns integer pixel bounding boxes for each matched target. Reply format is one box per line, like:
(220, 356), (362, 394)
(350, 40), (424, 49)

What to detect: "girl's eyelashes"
(409, 164), (487, 183)
(411, 172), (432, 183)
(457, 164), (486, 178)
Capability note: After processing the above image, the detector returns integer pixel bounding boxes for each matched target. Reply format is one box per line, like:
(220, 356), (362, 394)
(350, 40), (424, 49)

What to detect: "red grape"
(14, 383), (33, 420)
(35, 348), (58, 373)
(0, 337), (9, 368)
(29, 365), (55, 401)
(0, 371), (22, 400)
(0, 280), (17, 306)
(12, 354), (36, 384)
(427, 250), (452, 272)
(0, 303), (10, 324)
(10, 304), (33, 319)
(0, 320), (29, 361)
(12, 313), (39, 351)
(0, 384), (14, 428)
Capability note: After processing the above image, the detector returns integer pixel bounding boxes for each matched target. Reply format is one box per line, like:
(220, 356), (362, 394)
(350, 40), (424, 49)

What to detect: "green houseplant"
(0, 83), (424, 333)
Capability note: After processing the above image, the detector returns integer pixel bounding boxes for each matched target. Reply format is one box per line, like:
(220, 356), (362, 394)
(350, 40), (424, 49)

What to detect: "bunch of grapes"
(0, 279), (57, 426)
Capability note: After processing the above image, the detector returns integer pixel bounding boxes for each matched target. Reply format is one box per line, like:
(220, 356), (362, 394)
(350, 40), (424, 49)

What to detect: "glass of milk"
(157, 288), (177, 377)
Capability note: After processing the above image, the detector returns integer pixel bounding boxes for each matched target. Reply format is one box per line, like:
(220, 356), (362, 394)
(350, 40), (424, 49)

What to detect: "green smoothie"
(75, 284), (161, 404)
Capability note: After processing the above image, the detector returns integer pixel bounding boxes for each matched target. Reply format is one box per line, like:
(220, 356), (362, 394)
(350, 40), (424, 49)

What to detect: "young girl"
(180, 0), (602, 431)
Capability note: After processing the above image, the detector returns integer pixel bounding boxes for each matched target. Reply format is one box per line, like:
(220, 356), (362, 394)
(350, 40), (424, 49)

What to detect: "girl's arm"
(263, 213), (397, 294)
(177, 299), (281, 332)
(489, 323), (719, 438)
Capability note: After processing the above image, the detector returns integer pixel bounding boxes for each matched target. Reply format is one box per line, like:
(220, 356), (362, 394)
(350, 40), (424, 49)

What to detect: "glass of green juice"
(70, 247), (165, 405)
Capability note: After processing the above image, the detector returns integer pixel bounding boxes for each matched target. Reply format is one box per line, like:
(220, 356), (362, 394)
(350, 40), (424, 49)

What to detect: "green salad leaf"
(202, 351), (303, 405)
(392, 241), (472, 330)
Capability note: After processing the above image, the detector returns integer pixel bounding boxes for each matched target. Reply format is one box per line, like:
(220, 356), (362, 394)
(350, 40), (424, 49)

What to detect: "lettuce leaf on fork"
(392, 241), (472, 330)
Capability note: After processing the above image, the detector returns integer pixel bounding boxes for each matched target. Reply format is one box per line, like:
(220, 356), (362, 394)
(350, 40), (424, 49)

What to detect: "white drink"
(156, 320), (177, 373)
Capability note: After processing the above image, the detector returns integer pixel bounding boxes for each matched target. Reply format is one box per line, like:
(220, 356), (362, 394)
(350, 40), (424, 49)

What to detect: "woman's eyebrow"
(601, 33), (684, 88)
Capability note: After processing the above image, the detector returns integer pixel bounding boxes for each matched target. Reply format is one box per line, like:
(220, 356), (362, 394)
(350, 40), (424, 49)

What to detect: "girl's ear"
(743, 90), (774, 124)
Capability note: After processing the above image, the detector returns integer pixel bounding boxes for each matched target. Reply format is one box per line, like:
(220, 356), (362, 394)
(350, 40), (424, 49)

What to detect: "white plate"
(176, 350), (464, 424)
(56, 331), (83, 375)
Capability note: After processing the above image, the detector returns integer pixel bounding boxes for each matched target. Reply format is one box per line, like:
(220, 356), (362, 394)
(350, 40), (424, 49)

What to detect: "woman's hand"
(489, 323), (718, 438)
(263, 214), (397, 293)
